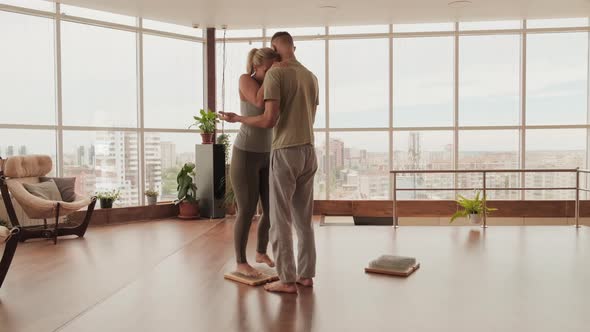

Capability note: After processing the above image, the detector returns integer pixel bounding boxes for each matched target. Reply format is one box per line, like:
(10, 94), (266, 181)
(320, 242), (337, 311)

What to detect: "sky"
(1, 4), (589, 156)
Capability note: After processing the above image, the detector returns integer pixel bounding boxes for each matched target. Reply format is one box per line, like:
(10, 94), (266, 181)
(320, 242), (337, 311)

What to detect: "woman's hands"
(218, 112), (241, 123)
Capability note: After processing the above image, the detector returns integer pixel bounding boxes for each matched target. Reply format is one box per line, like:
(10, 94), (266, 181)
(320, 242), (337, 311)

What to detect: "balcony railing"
(391, 168), (590, 228)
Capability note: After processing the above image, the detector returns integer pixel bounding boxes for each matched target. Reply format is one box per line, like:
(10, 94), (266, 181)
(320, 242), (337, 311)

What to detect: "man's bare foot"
(236, 263), (261, 277)
(264, 281), (298, 294)
(255, 253), (275, 267)
(297, 278), (314, 287)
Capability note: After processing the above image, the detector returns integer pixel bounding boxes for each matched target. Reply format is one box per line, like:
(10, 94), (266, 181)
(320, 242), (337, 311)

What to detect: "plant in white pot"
(450, 191), (497, 225)
(145, 189), (159, 206)
(175, 162), (200, 219)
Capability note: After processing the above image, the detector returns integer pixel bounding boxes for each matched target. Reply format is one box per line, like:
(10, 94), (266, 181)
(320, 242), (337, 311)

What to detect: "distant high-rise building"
(160, 141), (177, 170)
(77, 146), (86, 166)
(88, 144), (95, 166)
(6, 146), (14, 157)
(145, 135), (162, 193)
(329, 138), (345, 170)
(18, 145), (27, 155)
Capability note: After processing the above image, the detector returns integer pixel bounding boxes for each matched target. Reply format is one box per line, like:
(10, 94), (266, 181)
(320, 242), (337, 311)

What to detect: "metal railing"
(391, 168), (590, 229)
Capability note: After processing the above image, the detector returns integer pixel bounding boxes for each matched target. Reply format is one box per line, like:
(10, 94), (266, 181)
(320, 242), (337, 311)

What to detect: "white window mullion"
(388, 24), (394, 200)
(520, 20), (528, 200)
(137, 17), (146, 205)
(55, 3), (64, 177)
(453, 22), (460, 194)
(325, 26), (330, 200)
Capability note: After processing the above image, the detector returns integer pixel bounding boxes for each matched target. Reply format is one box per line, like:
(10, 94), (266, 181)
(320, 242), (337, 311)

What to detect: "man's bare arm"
(219, 99), (280, 128)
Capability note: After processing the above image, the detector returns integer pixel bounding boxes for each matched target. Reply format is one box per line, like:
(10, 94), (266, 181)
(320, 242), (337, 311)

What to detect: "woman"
(231, 47), (279, 277)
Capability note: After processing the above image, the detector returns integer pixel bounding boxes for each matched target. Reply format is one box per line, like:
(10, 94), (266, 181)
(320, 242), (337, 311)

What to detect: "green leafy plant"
(145, 189), (159, 197)
(217, 133), (231, 164)
(96, 189), (121, 201)
(175, 162), (198, 204)
(190, 109), (218, 134)
(450, 191), (497, 223)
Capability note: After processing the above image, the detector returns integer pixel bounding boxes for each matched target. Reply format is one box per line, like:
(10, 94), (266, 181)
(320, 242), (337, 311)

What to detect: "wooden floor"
(1, 218), (590, 332)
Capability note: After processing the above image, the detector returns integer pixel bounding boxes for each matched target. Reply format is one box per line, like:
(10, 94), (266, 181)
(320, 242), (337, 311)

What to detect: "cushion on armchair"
(23, 180), (63, 202)
(40, 177), (76, 202)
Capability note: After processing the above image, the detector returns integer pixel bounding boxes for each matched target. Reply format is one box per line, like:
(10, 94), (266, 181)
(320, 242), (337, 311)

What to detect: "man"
(220, 31), (319, 294)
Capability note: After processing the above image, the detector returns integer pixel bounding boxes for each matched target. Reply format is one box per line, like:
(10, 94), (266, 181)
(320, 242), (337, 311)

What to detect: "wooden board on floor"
(365, 263), (420, 277)
(224, 266), (279, 286)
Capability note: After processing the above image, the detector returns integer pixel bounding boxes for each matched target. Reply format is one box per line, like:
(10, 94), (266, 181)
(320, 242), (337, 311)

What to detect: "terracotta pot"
(201, 133), (215, 144)
(178, 200), (200, 219)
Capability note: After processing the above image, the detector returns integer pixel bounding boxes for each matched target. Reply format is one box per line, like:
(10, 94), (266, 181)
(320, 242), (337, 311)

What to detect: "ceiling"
(52, 0), (590, 29)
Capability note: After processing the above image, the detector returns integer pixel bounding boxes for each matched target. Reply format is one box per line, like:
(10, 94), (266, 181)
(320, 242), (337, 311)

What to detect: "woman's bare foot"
(236, 263), (261, 277)
(255, 253), (275, 267)
(297, 278), (314, 287)
(264, 281), (298, 294)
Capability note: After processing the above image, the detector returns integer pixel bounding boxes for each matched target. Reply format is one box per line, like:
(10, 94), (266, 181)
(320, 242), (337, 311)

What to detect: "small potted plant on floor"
(190, 109), (218, 144)
(450, 191), (497, 225)
(175, 162), (200, 219)
(96, 189), (121, 209)
(145, 189), (159, 206)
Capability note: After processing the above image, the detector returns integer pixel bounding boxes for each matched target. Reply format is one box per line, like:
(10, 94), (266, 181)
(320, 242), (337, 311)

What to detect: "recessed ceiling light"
(448, 0), (472, 8)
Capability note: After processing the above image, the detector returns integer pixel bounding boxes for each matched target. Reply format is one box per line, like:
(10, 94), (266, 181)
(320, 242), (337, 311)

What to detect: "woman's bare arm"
(239, 74), (264, 109)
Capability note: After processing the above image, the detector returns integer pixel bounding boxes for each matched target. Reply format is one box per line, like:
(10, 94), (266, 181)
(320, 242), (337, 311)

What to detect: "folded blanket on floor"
(368, 255), (417, 271)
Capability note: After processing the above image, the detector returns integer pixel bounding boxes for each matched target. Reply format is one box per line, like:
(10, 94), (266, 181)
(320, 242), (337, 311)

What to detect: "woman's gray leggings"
(230, 147), (271, 264)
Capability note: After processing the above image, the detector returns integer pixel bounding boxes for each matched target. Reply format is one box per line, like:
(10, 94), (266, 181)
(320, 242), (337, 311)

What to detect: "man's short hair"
(271, 31), (294, 46)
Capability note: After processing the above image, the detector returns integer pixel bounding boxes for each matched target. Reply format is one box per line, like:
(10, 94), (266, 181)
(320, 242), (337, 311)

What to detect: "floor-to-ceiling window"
(217, 19), (590, 201)
(0, 1), (204, 206)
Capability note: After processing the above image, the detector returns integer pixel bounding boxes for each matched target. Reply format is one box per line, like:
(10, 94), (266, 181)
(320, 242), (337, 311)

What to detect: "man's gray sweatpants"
(269, 144), (317, 283)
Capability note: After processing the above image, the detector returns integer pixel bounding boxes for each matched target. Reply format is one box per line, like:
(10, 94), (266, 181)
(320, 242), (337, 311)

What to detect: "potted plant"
(96, 189), (121, 209)
(190, 109), (218, 144)
(145, 189), (159, 206)
(216, 133), (236, 215)
(450, 191), (497, 225)
(175, 162), (200, 219)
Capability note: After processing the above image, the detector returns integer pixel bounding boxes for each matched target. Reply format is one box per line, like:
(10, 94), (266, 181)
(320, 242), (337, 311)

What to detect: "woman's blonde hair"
(246, 47), (278, 75)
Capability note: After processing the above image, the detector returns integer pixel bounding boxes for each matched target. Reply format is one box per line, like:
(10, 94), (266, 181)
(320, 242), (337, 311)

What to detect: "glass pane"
(61, 22), (137, 128)
(144, 132), (198, 202)
(216, 29), (262, 38)
(143, 19), (202, 37)
(0, 0), (54, 11)
(393, 37), (453, 127)
(526, 32), (588, 125)
(295, 40), (325, 128)
(459, 34), (520, 126)
(329, 39), (389, 128)
(329, 25), (389, 34)
(63, 131), (140, 207)
(394, 23), (454, 33)
(329, 132), (389, 200)
(458, 130), (520, 199)
(216, 41), (263, 130)
(144, 35), (204, 129)
(525, 129), (586, 199)
(60, 4), (136, 26)
(266, 27), (324, 36)
(527, 18), (589, 28)
(0, 129), (57, 175)
(0, 11), (55, 125)
(459, 20), (521, 30)
(393, 131), (454, 199)
(314, 132), (327, 200)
